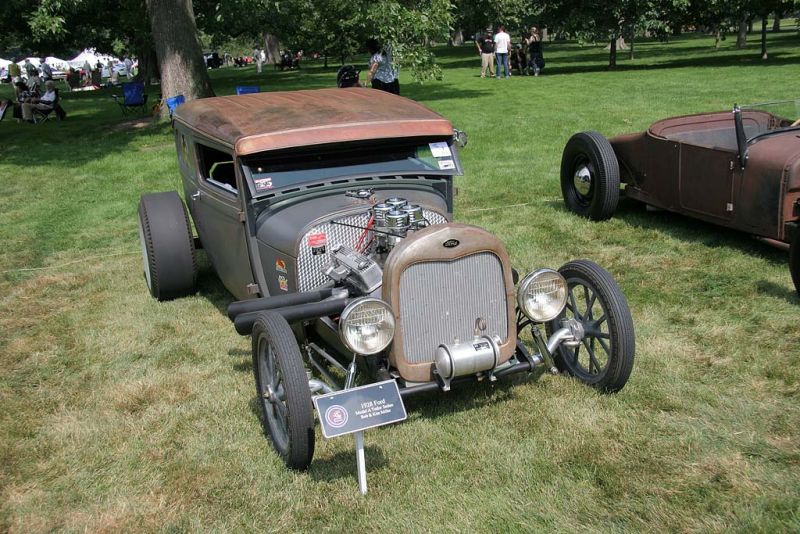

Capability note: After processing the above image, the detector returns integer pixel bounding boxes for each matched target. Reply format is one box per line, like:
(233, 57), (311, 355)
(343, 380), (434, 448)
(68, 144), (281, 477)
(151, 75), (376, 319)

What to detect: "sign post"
(313, 378), (407, 495)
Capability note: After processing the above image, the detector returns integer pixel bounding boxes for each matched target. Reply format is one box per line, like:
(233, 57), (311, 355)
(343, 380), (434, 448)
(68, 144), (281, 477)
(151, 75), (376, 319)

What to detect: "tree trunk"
(145, 0), (214, 117)
(450, 28), (464, 46)
(773, 11), (781, 31)
(134, 39), (159, 85)
(264, 33), (280, 64)
(609, 37), (617, 69)
(629, 34), (634, 60)
(714, 28), (721, 49)
(761, 16), (768, 59)
(747, 17), (753, 33)
(736, 16), (748, 48)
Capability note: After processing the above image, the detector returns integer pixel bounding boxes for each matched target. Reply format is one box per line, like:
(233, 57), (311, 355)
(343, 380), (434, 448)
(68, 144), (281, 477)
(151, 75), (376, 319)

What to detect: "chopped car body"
(138, 88), (636, 470)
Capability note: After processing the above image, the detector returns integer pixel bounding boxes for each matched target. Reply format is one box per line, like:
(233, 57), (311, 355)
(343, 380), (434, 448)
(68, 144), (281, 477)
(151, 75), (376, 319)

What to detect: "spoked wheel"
(790, 229), (800, 297)
(560, 131), (620, 221)
(252, 311), (314, 470)
(547, 260), (635, 393)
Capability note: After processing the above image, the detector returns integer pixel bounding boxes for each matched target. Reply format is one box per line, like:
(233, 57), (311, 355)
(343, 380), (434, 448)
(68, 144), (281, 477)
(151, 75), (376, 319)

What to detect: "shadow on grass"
(755, 280), (800, 304)
(309, 445), (388, 481)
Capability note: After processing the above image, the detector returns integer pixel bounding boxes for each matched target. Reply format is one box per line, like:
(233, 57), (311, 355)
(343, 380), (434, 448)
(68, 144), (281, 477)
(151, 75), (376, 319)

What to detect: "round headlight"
(517, 269), (568, 323)
(338, 298), (396, 355)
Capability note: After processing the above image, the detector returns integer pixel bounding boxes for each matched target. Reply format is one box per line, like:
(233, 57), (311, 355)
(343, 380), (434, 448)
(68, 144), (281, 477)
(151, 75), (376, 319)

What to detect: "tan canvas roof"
(173, 88), (454, 156)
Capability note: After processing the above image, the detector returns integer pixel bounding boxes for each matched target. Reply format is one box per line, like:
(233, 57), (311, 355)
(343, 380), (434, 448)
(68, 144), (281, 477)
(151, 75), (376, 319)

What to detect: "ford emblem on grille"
(443, 239), (460, 248)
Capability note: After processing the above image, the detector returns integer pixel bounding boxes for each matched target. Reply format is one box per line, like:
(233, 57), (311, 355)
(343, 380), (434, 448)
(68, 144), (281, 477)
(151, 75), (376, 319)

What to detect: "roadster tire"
(790, 229), (800, 297)
(560, 131), (620, 221)
(547, 260), (634, 392)
(137, 192), (197, 301)
(252, 311), (315, 470)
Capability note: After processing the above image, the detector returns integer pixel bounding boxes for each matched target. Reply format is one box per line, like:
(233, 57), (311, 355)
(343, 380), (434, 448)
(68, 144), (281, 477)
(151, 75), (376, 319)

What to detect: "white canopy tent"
(45, 56), (70, 70)
(17, 57), (41, 68)
(0, 58), (11, 69)
(68, 49), (119, 69)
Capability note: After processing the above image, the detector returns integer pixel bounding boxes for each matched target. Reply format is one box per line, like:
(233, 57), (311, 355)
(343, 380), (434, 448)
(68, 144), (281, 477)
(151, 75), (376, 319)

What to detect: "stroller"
(336, 65), (361, 88)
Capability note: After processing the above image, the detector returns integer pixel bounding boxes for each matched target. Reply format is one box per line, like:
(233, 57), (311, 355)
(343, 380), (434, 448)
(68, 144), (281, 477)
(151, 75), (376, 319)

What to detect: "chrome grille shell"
(296, 209), (447, 292)
(399, 252), (508, 363)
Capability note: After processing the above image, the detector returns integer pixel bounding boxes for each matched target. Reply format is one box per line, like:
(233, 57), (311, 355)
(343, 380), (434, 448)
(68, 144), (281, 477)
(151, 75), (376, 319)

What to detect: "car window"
(197, 143), (237, 195)
(243, 141), (458, 196)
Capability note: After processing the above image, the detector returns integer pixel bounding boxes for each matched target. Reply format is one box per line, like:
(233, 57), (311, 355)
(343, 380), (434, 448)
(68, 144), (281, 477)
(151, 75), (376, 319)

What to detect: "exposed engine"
(321, 193), (436, 296)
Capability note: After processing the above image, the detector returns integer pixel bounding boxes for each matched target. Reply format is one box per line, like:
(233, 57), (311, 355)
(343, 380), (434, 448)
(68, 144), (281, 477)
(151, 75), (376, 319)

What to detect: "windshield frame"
(240, 137), (463, 199)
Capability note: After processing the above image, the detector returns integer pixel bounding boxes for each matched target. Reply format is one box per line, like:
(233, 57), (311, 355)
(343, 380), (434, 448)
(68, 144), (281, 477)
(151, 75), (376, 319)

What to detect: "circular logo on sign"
(443, 239), (460, 248)
(325, 405), (348, 428)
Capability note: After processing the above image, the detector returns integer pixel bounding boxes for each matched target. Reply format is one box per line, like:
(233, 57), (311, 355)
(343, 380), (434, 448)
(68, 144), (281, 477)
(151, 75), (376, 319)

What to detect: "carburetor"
(371, 197), (426, 253)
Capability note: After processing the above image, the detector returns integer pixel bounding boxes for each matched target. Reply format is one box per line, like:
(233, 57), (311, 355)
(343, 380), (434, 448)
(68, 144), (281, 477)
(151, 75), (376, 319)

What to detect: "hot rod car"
(560, 100), (800, 295)
(137, 89), (635, 470)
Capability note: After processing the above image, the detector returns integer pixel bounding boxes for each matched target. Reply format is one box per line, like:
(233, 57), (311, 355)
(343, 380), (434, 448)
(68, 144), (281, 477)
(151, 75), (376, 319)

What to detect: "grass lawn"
(2, 30), (800, 532)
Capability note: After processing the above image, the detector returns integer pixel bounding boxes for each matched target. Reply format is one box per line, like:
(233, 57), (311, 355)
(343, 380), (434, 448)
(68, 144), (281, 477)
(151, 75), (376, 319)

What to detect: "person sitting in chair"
(21, 80), (58, 123)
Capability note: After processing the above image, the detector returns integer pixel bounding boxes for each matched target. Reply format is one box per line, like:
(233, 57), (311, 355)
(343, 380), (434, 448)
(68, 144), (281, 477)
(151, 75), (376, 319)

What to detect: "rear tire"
(560, 131), (620, 221)
(252, 311), (315, 470)
(137, 192), (197, 301)
(790, 229), (800, 297)
(547, 260), (635, 393)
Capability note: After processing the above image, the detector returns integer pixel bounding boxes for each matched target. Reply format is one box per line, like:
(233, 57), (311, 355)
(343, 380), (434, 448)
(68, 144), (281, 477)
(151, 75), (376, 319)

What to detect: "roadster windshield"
(243, 141), (457, 196)
(741, 99), (800, 142)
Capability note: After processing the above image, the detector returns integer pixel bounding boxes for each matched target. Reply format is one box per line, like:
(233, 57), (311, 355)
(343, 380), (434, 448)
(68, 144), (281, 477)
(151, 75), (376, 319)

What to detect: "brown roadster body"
(560, 100), (800, 295)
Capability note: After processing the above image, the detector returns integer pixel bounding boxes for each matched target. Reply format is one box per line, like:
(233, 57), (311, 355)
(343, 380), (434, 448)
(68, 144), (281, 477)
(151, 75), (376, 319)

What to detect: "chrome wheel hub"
(573, 165), (592, 196)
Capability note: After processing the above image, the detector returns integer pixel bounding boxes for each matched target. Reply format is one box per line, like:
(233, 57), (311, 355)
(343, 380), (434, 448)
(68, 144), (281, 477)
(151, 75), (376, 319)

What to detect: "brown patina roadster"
(560, 100), (800, 295)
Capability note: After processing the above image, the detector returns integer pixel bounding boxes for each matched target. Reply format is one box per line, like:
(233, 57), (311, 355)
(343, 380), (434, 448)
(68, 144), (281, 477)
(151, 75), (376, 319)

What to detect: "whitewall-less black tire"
(560, 131), (621, 221)
(137, 191), (197, 301)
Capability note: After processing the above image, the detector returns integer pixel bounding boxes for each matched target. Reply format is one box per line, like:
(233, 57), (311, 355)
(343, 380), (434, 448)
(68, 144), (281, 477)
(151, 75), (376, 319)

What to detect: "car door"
(678, 144), (739, 222)
(190, 140), (256, 300)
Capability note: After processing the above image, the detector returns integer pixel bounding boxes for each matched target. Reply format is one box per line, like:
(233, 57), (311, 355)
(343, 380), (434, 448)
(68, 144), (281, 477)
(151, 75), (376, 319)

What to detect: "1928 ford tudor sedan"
(138, 89), (635, 470)
(560, 100), (800, 295)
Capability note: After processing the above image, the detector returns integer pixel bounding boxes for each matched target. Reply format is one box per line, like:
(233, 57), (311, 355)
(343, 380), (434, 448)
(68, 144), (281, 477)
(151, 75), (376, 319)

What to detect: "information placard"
(314, 380), (407, 439)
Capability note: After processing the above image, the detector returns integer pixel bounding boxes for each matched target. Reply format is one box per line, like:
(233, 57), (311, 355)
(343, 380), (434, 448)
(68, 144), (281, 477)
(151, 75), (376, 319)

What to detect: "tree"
(145, 0), (214, 110)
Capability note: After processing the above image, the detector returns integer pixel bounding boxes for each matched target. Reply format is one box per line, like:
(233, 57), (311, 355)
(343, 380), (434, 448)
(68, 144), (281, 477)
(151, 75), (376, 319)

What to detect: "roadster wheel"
(560, 131), (620, 221)
(137, 192), (197, 301)
(790, 229), (800, 297)
(547, 260), (635, 392)
(252, 311), (314, 470)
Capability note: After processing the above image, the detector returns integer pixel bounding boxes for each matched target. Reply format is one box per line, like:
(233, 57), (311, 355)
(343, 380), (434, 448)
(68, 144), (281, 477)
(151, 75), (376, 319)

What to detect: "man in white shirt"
(493, 24), (511, 79)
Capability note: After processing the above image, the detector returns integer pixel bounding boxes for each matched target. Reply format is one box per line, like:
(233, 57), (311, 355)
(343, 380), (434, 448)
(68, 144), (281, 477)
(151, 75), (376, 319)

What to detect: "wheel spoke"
(583, 338), (601, 374)
(568, 288), (582, 320)
(595, 313), (606, 326)
(572, 343), (580, 365)
(586, 290), (597, 319)
(597, 336), (611, 356)
(582, 285), (591, 318)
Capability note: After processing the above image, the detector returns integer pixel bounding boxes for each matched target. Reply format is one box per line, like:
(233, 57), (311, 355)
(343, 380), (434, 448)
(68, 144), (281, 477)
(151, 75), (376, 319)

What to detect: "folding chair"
(33, 89), (66, 124)
(112, 82), (148, 115)
(235, 85), (260, 95)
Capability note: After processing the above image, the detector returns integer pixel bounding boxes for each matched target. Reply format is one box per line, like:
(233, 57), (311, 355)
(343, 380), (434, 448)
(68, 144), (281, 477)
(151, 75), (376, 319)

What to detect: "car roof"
(173, 88), (454, 156)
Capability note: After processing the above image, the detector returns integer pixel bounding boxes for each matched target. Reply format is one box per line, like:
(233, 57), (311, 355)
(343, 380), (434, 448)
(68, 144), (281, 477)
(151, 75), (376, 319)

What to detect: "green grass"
(2, 31), (800, 532)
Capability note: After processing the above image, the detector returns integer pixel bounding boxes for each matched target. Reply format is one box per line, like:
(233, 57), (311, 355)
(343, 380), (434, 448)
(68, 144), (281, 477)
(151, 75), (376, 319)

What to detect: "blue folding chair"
(112, 81), (148, 115)
(235, 85), (261, 95)
(165, 95), (185, 117)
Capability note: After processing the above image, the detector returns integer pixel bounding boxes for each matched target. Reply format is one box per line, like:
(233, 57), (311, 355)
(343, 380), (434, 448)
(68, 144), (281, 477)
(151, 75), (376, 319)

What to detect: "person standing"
(40, 59), (53, 81)
(254, 47), (263, 73)
(365, 38), (400, 95)
(124, 57), (133, 77)
(9, 60), (22, 84)
(493, 24), (511, 79)
(475, 30), (495, 78)
(526, 26), (544, 76)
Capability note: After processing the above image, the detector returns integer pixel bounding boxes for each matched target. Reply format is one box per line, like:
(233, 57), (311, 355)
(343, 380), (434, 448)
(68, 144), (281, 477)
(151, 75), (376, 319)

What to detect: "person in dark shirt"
(475, 30), (495, 78)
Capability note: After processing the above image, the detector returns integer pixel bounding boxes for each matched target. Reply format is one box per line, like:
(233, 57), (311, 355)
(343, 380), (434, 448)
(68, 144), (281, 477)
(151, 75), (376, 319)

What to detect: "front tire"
(252, 311), (315, 470)
(560, 131), (620, 221)
(790, 229), (800, 296)
(547, 260), (635, 392)
(137, 192), (197, 301)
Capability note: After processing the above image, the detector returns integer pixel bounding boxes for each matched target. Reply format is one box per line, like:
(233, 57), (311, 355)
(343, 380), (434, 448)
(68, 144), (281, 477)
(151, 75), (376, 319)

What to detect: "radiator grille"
(297, 209), (447, 292)
(398, 252), (508, 364)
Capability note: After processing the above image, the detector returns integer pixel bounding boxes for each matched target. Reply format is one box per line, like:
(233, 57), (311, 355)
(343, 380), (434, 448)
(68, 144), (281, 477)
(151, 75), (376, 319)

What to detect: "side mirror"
(733, 105), (748, 169)
(453, 129), (468, 148)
